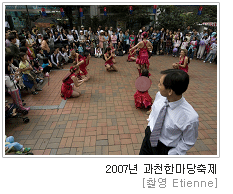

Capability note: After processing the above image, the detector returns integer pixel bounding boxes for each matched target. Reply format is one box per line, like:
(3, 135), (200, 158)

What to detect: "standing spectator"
(71, 26), (79, 36)
(98, 30), (105, 53)
(48, 32), (54, 51)
(67, 30), (74, 45)
(53, 30), (62, 47)
(124, 31), (130, 54)
(117, 30), (124, 43)
(81, 25), (87, 35)
(165, 31), (172, 55)
(79, 31), (86, 44)
(188, 37), (198, 60)
(62, 20), (69, 31)
(203, 39), (217, 63)
(108, 27), (113, 37)
(129, 31), (136, 45)
(73, 31), (79, 45)
(94, 31), (99, 45)
(183, 26), (191, 39)
(103, 31), (109, 52)
(173, 36), (181, 57)
(111, 32), (118, 53)
(8, 35), (20, 59)
(197, 35), (209, 60)
(61, 29), (68, 46)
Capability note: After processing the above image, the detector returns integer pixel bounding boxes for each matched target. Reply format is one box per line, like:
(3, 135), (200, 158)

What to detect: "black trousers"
(139, 126), (174, 155)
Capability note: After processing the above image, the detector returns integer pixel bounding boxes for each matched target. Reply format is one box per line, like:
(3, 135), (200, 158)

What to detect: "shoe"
(31, 91), (38, 95)
(203, 61), (206, 63)
(210, 61), (212, 64)
(45, 72), (49, 77)
(35, 88), (42, 91)
(39, 80), (44, 84)
(23, 147), (31, 153)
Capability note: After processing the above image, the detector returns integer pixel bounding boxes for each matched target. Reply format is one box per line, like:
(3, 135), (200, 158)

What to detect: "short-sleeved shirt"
(19, 61), (30, 74)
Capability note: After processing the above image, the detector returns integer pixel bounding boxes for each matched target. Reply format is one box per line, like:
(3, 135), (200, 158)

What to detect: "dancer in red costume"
(129, 31), (153, 76)
(74, 51), (91, 81)
(134, 69), (152, 109)
(61, 66), (84, 100)
(127, 43), (137, 62)
(104, 47), (118, 72)
(172, 49), (190, 73)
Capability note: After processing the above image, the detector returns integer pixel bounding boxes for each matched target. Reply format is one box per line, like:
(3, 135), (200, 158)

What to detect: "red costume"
(105, 53), (114, 66)
(134, 90), (152, 108)
(128, 48), (136, 62)
(134, 76), (152, 108)
(178, 56), (189, 73)
(61, 73), (75, 100)
(136, 40), (150, 69)
(79, 57), (89, 76)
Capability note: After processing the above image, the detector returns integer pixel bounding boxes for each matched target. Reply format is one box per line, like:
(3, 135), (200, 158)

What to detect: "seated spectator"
(19, 52), (42, 95)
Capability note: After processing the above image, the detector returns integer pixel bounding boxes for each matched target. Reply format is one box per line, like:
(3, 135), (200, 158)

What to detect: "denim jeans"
(204, 53), (216, 62)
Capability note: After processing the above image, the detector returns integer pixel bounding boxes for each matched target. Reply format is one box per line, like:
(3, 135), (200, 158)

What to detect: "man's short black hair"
(5, 53), (14, 62)
(8, 35), (16, 41)
(20, 46), (28, 53)
(160, 69), (189, 95)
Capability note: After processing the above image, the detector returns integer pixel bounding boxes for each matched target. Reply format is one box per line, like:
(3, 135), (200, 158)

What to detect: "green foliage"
(157, 5), (217, 31)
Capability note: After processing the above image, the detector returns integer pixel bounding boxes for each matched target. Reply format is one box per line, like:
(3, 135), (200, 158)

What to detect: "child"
(36, 49), (45, 65)
(134, 69), (152, 109)
(181, 38), (189, 50)
(188, 37), (197, 59)
(19, 52), (42, 95)
(104, 47), (118, 72)
(95, 44), (102, 58)
(90, 40), (95, 56)
(78, 44), (84, 56)
(70, 42), (77, 52)
(42, 57), (53, 76)
(111, 32), (118, 54)
(85, 42), (91, 52)
(5, 135), (31, 154)
(172, 36), (181, 57)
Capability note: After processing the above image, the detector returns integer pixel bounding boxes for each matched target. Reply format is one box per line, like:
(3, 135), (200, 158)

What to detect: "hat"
(135, 76), (151, 92)
(100, 30), (104, 33)
(81, 25), (84, 28)
(139, 30), (142, 33)
(80, 30), (83, 33)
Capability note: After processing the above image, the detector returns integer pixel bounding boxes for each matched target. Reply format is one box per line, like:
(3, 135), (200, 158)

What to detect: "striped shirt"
(148, 91), (199, 155)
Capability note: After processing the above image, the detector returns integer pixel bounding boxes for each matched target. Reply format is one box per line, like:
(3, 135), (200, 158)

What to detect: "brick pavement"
(5, 55), (217, 155)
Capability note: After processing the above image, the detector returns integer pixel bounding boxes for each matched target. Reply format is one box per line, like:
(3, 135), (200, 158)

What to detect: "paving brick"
(5, 55), (217, 156)
(96, 139), (109, 146)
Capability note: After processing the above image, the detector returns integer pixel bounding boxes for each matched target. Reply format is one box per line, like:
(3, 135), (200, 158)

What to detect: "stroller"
(5, 102), (29, 123)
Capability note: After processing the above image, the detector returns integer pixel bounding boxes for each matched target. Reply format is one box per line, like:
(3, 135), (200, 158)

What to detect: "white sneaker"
(203, 61), (206, 63)
(210, 61), (212, 64)
(45, 72), (49, 77)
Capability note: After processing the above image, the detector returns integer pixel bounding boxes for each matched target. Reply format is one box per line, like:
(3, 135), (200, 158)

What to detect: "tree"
(157, 5), (185, 31)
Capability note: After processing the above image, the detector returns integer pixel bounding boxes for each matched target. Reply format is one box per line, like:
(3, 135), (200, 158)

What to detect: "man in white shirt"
(139, 69), (199, 155)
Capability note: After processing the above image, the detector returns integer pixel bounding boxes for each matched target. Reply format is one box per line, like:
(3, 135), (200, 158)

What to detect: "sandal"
(35, 88), (42, 91)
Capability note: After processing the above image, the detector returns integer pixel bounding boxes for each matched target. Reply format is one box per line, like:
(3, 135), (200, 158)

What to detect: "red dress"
(136, 40), (150, 69)
(128, 48), (135, 61)
(134, 78), (152, 108)
(105, 53), (114, 66)
(79, 57), (89, 76)
(61, 73), (75, 100)
(179, 56), (189, 73)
